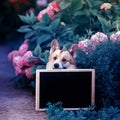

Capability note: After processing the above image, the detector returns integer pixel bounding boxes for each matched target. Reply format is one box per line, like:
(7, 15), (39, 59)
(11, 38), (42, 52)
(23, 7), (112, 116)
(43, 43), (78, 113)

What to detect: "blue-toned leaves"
(25, 31), (35, 39)
(41, 13), (51, 26)
(17, 25), (32, 33)
(49, 18), (60, 32)
(19, 13), (37, 24)
(97, 16), (112, 33)
(33, 45), (41, 57)
(37, 34), (51, 45)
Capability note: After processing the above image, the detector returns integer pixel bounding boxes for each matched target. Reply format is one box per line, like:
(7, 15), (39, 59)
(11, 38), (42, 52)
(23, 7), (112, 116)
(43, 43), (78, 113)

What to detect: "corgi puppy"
(46, 39), (78, 69)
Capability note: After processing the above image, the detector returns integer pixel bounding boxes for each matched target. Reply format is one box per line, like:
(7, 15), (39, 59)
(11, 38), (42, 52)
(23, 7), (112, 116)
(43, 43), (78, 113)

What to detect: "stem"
(116, 23), (119, 31)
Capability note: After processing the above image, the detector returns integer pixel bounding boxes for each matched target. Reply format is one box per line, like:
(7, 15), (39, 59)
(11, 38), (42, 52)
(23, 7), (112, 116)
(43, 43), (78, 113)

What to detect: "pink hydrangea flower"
(90, 32), (108, 49)
(25, 67), (34, 79)
(8, 40), (39, 79)
(90, 32), (108, 44)
(110, 33), (117, 41)
(37, 1), (61, 22)
(12, 56), (22, 67)
(18, 40), (29, 56)
(110, 31), (120, 42)
(48, 1), (61, 13)
(12, 56), (24, 75)
(20, 51), (34, 67)
(12, 51), (37, 77)
(8, 50), (20, 61)
(78, 39), (90, 54)
(46, 6), (55, 16)
(15, 65), (23, 75)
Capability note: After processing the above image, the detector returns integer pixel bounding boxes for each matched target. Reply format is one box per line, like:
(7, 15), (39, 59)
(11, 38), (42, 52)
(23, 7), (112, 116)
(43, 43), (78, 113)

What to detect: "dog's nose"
(54, 63), (59, 68)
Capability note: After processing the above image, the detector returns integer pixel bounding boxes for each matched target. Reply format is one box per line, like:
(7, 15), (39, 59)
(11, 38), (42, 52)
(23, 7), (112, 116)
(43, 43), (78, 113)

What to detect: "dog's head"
(46, 40), (78, 69)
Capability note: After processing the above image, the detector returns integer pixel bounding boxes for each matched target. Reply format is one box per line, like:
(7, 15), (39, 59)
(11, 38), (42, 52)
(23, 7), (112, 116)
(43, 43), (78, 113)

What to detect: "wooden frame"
(36, 69), (95, 111)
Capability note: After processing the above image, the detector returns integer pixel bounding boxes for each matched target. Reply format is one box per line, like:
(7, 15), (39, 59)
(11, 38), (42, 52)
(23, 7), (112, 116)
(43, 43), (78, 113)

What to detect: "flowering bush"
(78, 32), (108, 54)
(77, 31), (120, 54)
(9, 31), (119, 79)
(8, 0), (120, 109)
(8, 40), (39, 79)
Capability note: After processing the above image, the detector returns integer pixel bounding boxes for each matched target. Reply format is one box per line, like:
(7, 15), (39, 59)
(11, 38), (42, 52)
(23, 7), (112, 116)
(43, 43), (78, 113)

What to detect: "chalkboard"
(36, 69), (95, 111)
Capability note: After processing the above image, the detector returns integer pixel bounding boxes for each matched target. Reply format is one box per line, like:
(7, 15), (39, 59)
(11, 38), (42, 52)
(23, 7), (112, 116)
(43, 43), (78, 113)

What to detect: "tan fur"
(46, 40), (78, 69)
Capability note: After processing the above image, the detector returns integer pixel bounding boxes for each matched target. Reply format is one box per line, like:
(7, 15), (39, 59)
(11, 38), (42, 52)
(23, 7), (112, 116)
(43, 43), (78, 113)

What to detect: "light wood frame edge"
(35, 69), (95, 111)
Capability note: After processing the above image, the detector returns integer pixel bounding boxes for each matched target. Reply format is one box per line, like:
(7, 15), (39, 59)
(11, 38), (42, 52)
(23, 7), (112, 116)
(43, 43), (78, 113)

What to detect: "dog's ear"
(68, 44), (78, 58)
(50, 39), (60, 54)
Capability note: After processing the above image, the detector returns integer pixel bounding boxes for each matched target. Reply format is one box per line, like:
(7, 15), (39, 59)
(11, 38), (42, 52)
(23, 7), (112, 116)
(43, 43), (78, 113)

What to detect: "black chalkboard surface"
(36, 69), (95, 111)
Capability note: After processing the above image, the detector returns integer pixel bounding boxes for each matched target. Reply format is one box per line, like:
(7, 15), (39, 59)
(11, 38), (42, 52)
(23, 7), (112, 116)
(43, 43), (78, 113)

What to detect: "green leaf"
(41, 13), (50, 25)
(17, 26), (32, 33)
(19, 14), (31, 24)
(73, 11), (85, 16)
(37, 34), (51, 45)
(19, 13), (37, 24)
(39, 26), (52, 33)
(33, 45), (41, 56)
(71, 0), (83, 11)
(97, 16), (112, 33)
(40, 58), (46, 63)
(74, 15), (90, 24)
(19, 15), (28, 24)
(30, 13), (37, 24)
(86, 0), (92, 8)
(65, 23), (78, 31)
(32, 23), (41, 30)
(26, 13), (32, 23)
(30, 65), (38, 75)
(25, 31), (35, 39)
(112, 19), (120, 31)
(89, 9), (98, 16)
(29, 81), (35, 88)
(32, 23), (52, 34)
(37, 65), (46, 69)
(30, 36), (38, 42)
(60, 2), (71, 10)
(49, 18), (60, 32)
(43, 50), (49, 63)
(28, 57), (38, 62)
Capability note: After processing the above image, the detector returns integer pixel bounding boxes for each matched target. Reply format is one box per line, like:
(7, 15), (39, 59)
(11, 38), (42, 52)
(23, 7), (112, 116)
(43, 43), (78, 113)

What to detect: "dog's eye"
(62, 58), (67, 62)
(53, 56), (57, 60)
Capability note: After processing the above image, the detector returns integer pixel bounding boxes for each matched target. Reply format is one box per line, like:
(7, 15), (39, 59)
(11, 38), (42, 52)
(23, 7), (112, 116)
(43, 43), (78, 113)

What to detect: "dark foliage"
(76, 41), (120, 108)
(46, 102), (120, 120)
(0, 0), (35, 43)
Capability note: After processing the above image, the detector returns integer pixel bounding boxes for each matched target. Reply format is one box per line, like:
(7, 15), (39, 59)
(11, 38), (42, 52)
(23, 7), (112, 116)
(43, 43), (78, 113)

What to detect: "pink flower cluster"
(78, 32), (108, 54)
(37, 1), (61, 22)
(8, 40), (38, 79)
(110, 31), (120, 42)
(78, 39), (90, 54)
(90, 32), (108, 49)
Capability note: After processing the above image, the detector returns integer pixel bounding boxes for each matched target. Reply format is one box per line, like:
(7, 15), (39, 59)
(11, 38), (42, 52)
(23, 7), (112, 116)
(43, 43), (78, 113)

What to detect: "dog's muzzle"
(53, 63), (66, 69)
(54, 63), (59, 68)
